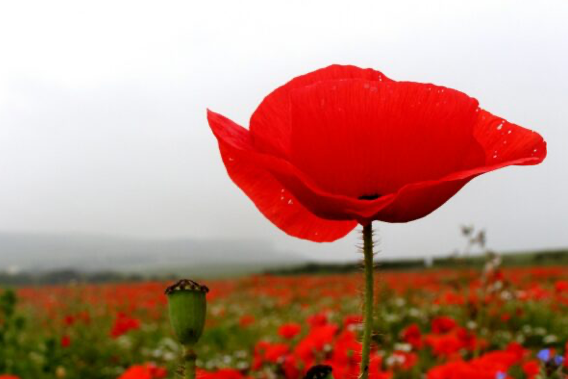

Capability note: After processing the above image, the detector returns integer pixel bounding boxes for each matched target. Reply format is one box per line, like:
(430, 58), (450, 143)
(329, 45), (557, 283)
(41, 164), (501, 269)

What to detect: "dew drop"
(228, 157), (235, 162)
(281, 188), (285, 193)
(280, 196), (285, 201)
(507, 130), (512, 134)
(287, 199), (293, 205)
(497, 123), (503, 130)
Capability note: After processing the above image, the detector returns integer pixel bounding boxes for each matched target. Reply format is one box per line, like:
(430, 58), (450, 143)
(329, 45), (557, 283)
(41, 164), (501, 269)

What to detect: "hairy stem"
(360, 223), (374, 379)
(183, 345), (196, 379)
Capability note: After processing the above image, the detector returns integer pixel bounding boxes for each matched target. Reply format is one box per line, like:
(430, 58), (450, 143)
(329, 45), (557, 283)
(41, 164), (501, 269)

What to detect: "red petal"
(473, 109), (547, 167)
(288, 79), (483, 198)
(250, 65), (391, 158)
(367, 109), (547, 223)
(208, 110), (357, 242)
(209, 110), (396, 223)
(369, 178), (472, 223)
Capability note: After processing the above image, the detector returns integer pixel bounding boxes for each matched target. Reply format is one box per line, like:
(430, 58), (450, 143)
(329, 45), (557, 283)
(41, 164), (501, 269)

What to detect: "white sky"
(0, 0), (567, 261)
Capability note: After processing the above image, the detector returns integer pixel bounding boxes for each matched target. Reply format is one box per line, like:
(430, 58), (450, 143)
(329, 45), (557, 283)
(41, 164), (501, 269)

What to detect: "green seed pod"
(304, 365), (334, 379)
(165, 279), (209, 347)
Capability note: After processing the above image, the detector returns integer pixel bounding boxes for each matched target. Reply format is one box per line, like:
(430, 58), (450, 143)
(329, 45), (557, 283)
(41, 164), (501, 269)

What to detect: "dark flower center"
(358, 193), (381, 201)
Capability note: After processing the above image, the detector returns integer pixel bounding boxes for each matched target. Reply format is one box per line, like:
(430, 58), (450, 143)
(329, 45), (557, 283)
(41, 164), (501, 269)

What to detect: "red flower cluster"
(278, 323), (302, 339)
(427, 343), (529, 379)
(110, 312), (141, 338)
(424, 318), (485, 359)
(244, 314), (398, 379)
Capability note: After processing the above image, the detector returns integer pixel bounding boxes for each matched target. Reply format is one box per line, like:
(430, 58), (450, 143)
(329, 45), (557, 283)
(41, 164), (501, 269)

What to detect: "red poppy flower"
(278, 322), (302, 339)
(208, 65), (546, 242)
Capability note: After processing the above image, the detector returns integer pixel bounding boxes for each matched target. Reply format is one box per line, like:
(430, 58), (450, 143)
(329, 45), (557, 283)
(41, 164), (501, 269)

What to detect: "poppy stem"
(360, 223), (374, 379)
(183, 345), (196, 379)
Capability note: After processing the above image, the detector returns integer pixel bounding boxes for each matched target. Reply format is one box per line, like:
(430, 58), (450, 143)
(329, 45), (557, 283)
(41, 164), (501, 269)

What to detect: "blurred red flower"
(208, 65), (546, 242)
(522, 360), (540, 379)
(306, 312), (328, 328)
(401, 323), (422, 349)
(110, 312), (141, 338)
(239, 314), (255, 327)
(278, 322), (301, 339)
(117, 364), (166, 379)
(60, 335), (71, 348)
(431, 316), (457, 334)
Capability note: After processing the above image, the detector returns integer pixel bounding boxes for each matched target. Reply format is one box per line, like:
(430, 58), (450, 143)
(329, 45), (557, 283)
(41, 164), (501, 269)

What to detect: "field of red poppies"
(1, 263), (568, 379)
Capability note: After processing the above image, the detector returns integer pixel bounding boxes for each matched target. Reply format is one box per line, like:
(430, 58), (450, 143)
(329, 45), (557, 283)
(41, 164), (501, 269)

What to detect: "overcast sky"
(0, 0), (567, 261)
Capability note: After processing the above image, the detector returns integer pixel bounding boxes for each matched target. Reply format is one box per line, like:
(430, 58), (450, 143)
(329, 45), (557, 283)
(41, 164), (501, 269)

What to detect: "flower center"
(358, 193), (381, 201)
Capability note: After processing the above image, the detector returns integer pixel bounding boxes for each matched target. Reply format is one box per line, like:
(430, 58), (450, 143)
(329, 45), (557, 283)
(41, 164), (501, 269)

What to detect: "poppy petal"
(367, 110), (547, 223)
(250, 65), (391, 158)
(208, 110), (357, 242)
(473, 109), (547, 167)
(369, 178), (472, 223)
(288, 79), (482, 198)
(209, 109), (396, 222)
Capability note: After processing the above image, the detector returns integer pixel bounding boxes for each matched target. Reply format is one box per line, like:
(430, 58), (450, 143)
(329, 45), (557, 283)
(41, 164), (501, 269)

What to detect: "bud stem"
(360, 223), (374, 379)
(183, 345), (197, 379)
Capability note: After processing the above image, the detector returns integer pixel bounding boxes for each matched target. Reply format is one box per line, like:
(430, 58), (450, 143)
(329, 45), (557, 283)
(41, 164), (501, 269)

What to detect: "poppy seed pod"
(165, 279), (209, 346)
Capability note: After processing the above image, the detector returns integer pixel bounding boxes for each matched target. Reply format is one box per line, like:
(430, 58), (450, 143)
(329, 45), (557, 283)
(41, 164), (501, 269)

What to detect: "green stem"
(183, 345), (196, 379)
(360, 223), (374, 379)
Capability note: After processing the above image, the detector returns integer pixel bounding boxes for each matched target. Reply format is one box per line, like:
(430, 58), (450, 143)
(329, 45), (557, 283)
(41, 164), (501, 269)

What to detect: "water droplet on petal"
(287, 199), (293, 205)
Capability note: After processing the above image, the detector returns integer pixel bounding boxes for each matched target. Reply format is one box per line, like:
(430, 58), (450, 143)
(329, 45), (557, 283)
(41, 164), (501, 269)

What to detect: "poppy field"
(1, 263), (568, 379)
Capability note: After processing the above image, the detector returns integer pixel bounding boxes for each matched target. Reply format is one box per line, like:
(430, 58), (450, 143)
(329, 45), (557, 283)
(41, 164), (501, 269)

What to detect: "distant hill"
(0, 232), (307, 275)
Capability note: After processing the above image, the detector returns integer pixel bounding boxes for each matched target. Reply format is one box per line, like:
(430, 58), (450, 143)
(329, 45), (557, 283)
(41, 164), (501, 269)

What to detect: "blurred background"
(0, 0), (567, 281)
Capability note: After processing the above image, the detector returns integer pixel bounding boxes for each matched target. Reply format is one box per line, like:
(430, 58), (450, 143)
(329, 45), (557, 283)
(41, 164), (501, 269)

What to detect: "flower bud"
(304, 365), (334, 379)
(165, 279), (209, 347)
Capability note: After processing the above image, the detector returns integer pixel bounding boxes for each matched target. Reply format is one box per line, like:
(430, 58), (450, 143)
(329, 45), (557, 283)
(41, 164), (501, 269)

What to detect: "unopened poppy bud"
(304, 365), (334, 379)
(165, 279), (209, 347)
